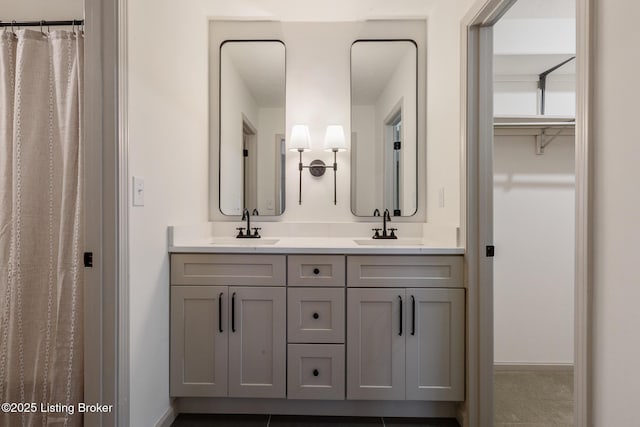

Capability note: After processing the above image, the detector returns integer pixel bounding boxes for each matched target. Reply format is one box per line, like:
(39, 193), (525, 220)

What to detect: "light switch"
(133, 176), (144, 206)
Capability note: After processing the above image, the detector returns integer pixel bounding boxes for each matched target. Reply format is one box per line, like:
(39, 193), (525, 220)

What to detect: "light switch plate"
(133, 176), (144, 206)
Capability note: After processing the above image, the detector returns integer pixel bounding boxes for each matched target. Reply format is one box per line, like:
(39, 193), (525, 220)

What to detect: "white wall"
(592, 0), (640, 424)
(494, 74), (576, 116)
(127, 1), (473, 425)
(493, 4), (576, 365)
(3, 0), (83, 20)
(493, 135), (575, 364)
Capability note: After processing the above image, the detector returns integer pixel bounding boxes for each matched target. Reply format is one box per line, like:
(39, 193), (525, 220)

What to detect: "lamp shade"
(289, 124), (311, 151)
(324, 125), (348, 151)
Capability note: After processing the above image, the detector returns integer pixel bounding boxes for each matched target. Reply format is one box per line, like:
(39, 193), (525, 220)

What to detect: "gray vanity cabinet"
(228, 286), (286, 398)
(170, 254), (286, 399)
(170, 285), (228, 397)
(346, 256), (465, 402)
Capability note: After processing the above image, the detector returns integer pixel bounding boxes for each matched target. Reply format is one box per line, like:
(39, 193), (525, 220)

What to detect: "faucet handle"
(236, 227), (245, 237)
(371, 228), (381, 238)
(389, 228), (397, 237)
(251, 227), (261, 237)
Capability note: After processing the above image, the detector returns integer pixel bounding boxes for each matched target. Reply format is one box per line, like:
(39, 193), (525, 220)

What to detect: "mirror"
(219, 41), (286, 215)
(350, 40), (418, 216)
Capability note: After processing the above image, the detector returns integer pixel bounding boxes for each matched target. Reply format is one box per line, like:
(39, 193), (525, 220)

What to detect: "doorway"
(492, 1), (576, 425)
(463, 0), (590, 425)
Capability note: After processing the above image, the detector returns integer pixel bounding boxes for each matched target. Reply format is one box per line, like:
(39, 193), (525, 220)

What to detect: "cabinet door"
(170, 286), (228, 396)
(228, 286), (286, 398)
(347, 288), (405, 400)
(405, 288), (465, 401)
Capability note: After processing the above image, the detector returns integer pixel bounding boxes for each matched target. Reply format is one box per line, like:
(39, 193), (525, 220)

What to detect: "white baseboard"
(154, 402), (177, 427)
(494, 363), (574, 372)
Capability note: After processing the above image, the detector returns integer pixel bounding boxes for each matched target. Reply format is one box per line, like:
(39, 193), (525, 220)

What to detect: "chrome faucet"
(372, 208), (397, 239)
(236, 208), (261, 238)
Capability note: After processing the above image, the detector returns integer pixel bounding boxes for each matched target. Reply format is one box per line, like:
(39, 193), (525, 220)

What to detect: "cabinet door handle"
(313, 312), (319, 319)
(231, 292), (236, 333)
(313, 268), (320, 275)
(398, 295), (403, 336)
(218, 292), (223, 333)
(313, 369), (319, 377)
(411, 295), (416, 336)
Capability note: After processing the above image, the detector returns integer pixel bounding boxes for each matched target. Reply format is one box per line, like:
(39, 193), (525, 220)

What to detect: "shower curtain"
(0, 29), (84, 426)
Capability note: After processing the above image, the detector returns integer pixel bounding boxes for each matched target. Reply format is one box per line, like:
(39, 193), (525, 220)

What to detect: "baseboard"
(154, 401), (177, 427)
(494, 363), (574, 372)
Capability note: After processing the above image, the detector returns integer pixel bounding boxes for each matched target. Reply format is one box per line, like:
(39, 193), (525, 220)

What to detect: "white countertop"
(168, 223), (464, 255)
(169, 236), (464, 255)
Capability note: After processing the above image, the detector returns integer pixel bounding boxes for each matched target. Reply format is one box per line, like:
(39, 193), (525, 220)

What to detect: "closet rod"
(0, 19), (84, 27)
(494, 122), (575, 128)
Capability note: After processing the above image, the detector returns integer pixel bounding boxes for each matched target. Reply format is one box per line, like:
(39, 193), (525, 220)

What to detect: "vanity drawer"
(347, 255), (463, 288)
(287, 344), (345, 400)
(287, 288), (345, 343)
(171, 254), (286, 286)
(287, 255), (345, 287)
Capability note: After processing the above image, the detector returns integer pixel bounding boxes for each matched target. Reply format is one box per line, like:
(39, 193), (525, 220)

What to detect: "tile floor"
(171, 370), (573, 427)
(494, 369), (574, 427)
(171, 414), (460, 426)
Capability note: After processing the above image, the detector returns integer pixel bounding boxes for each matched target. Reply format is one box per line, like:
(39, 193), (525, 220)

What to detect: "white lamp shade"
(324, 125), (348, 151)
(289, 124), (311, 151)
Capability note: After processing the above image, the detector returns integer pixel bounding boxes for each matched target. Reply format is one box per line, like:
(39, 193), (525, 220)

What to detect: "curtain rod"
(0, 20), (84, 28)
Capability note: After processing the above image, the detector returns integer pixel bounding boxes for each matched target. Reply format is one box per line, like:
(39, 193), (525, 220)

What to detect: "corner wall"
(592, 0), (640, 424)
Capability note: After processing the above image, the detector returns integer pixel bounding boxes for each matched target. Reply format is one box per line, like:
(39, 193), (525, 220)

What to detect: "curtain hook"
(11, 20), (16, 35)
(40, 20), (45, 36)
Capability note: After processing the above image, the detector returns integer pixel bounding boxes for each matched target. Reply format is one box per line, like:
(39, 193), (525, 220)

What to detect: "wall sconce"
(289, 124), (348, 205)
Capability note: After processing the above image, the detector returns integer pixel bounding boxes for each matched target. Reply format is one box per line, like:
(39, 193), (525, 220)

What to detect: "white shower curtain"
(0, 29), (84, 426)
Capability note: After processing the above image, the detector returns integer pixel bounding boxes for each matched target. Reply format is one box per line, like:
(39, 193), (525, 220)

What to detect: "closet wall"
(493, 0), (575, 366)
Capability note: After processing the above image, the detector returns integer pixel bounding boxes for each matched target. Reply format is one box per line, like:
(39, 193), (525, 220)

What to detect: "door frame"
(84, 0), (130, 425)
(462, 0), (592, 426)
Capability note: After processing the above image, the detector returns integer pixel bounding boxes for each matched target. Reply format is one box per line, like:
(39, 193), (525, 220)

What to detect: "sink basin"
(353, 238), (424, 246)
(210, 238), (280, 246)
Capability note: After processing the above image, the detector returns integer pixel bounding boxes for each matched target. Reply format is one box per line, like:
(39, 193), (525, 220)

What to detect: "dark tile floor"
(494, 369), (574, 427)
(171, 414), (460, 427)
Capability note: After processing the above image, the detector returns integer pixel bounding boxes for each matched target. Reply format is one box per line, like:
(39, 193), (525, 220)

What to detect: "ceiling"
(502, 0), (575, 20)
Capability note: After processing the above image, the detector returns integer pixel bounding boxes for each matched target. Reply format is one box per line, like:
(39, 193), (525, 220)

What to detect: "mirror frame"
(218, 39), (287, 216)
(349, 38), (419, 217)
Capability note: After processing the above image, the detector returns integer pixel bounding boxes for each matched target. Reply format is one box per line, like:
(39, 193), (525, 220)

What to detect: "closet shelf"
(494, 115), (575, 128)
(494, 116), (575, 155)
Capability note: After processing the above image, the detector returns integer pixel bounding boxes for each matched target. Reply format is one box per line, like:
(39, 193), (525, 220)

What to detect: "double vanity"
(167, 18), (465, 419)
(169, 229), (465, 417)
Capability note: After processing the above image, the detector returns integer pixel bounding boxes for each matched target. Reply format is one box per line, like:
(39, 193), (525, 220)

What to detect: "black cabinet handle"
(313, 312), (319, 319)
(313, 268), (320, 275)
(313, 369), (319, 377)
(398, 295), (403, 336)
(231, 292), (236, 333)
(218, 292), (223, 333)
(411, 295), (416, 336)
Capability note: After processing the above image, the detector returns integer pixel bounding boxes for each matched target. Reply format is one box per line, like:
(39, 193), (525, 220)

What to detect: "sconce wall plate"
(309, 159), (327, 177)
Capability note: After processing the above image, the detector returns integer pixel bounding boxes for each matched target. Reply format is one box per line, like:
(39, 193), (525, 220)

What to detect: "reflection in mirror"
(219, 41), (286, 215)
(350, 40), (417, 216)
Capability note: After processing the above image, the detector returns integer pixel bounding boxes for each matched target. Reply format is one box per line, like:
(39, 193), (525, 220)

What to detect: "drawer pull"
(398, 295), (403, 336)
(313, 268), (320, 275)
(218, 292), (223, 333)
(411, 295), (416, 336)
(231, 292), (236, 333)
(313, 312), (319, 319)
(313, 369), (319, 377)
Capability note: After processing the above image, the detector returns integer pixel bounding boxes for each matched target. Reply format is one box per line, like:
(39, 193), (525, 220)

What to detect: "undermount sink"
(353, 238), (424, 246)
(210, 238), (280, 246)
